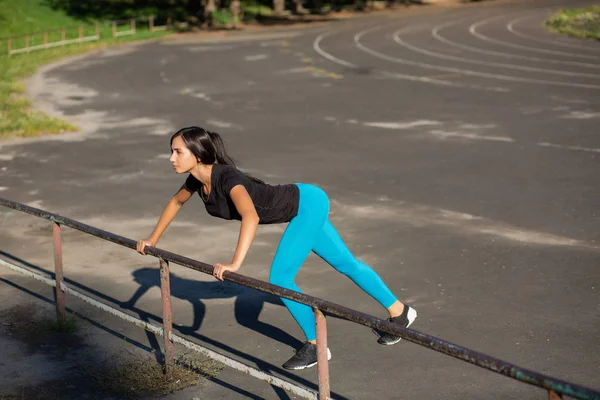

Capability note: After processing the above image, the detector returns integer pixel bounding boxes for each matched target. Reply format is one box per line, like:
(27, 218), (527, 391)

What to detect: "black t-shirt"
(184, 164), (299, 224)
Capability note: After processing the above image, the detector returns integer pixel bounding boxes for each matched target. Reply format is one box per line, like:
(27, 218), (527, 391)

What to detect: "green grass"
(545, 5), (600, 40)
(94, 349), (222, 397)
(0, 0), (85, 37)
(241, 2), (275, 17)
(213, 9), (235, 25)
(47, 314), (78, 332)
(0, 0), (172, 140)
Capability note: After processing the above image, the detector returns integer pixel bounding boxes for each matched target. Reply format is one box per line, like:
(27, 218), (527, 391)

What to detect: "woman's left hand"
(213, 263), (241, 281)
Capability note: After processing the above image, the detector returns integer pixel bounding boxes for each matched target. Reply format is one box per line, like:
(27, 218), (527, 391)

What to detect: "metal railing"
(1, 197), (599, 400)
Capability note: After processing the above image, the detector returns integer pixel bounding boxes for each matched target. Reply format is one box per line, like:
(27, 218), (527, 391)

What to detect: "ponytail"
(171, 126), (265, 184)
(206, 131), (236, 166)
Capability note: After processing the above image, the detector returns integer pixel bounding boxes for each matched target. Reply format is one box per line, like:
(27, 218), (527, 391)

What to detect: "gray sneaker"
(373, 306), (417, 345)
(282, 341), (332, 370)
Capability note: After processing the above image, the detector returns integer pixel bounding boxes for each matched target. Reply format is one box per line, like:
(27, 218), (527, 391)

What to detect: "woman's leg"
(312, 218), (417, 345)
(312, 219), (398, 309)
(269, 184), (329, 342)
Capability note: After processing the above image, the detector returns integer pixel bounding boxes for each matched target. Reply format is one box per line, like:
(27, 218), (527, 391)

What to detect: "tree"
(273, 0), (285, 15)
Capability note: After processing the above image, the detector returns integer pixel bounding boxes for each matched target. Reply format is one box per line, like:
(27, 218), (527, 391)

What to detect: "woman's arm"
(213, 184), (259, 280)
(137, 184), (194, 255)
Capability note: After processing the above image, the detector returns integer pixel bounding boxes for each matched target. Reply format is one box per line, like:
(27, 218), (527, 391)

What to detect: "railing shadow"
(125, 267), (302, 348)
(0, 276), (267, 400)
(0, 250), (351, 400)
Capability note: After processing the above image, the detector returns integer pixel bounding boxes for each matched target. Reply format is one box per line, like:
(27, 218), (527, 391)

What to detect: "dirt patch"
(0, 302), (100, 399)
(0, 302), (221, 399)
(2, 303), (84, 357)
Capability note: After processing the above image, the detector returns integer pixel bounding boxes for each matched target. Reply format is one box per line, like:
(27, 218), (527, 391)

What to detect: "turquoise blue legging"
(269, 183), (398, 341)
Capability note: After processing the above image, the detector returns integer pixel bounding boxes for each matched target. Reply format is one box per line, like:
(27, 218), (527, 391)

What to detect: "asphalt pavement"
(1, 0), (599, 398)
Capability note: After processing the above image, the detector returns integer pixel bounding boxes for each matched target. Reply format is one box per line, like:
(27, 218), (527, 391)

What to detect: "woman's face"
(170, 136), (199, 173)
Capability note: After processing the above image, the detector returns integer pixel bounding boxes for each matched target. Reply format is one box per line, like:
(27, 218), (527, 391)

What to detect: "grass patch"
(0, 28), (172, 140)
(47, 314), (78, 332)
(544, 5), (600, 40)
(6, 304), (78, 335)
(0, 0), (84, 38)
(94, 349), (223, 397)
(241, 1), (275, 19)
(2, 303), (221, 398)
(213, 9), (235, 26)
(2, 303), (88, 359)
(0, 0), (173, 140)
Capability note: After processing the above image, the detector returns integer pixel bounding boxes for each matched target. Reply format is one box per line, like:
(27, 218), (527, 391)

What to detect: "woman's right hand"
(136, 238), (155, 255)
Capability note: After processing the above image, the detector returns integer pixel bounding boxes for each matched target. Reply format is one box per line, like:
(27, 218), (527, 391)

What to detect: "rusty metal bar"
(149, 16), (154, 32)
(7, 38), (11, 56)
(53, 222), (66, 324)
(159, 258), (175, 376)
(131, 19), (136, 35)
(0, 258), (318, 400)
(61, 29), (65, 41)
(1, 198), (599, 400)
(78, 26), (83, 43)
(314, 308), (331, 400)
(112, 21), (117, 38)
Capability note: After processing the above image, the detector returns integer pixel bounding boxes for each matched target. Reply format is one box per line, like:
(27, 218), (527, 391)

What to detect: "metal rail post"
(159, 258), (175, 375)
(549, 390), (563, 400)
(52, 222), (66, 324)
(314, 308), (330, 399)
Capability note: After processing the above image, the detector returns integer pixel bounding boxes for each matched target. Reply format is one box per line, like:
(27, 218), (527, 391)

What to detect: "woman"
(136, 126), (417, 370)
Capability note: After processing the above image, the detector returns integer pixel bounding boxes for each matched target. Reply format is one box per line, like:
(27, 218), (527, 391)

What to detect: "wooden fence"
(2, 16), (172, 57)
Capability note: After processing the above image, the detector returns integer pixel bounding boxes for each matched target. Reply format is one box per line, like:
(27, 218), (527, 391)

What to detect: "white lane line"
(432, 20), (600, 70)
(470, 15), (600, 60)
(393, 25), (600, 79)
(313, 31), (497, 90)
(507, 14), (600, 52)
(364, 120), (442, 129)
(537, 142), (600, 153)
(428, 130), (515, 142)
(354, 26), (600, 89)
(245, 54), (268, 61)
(313, 31), (359, 68)
(561, 110), (600, 119)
